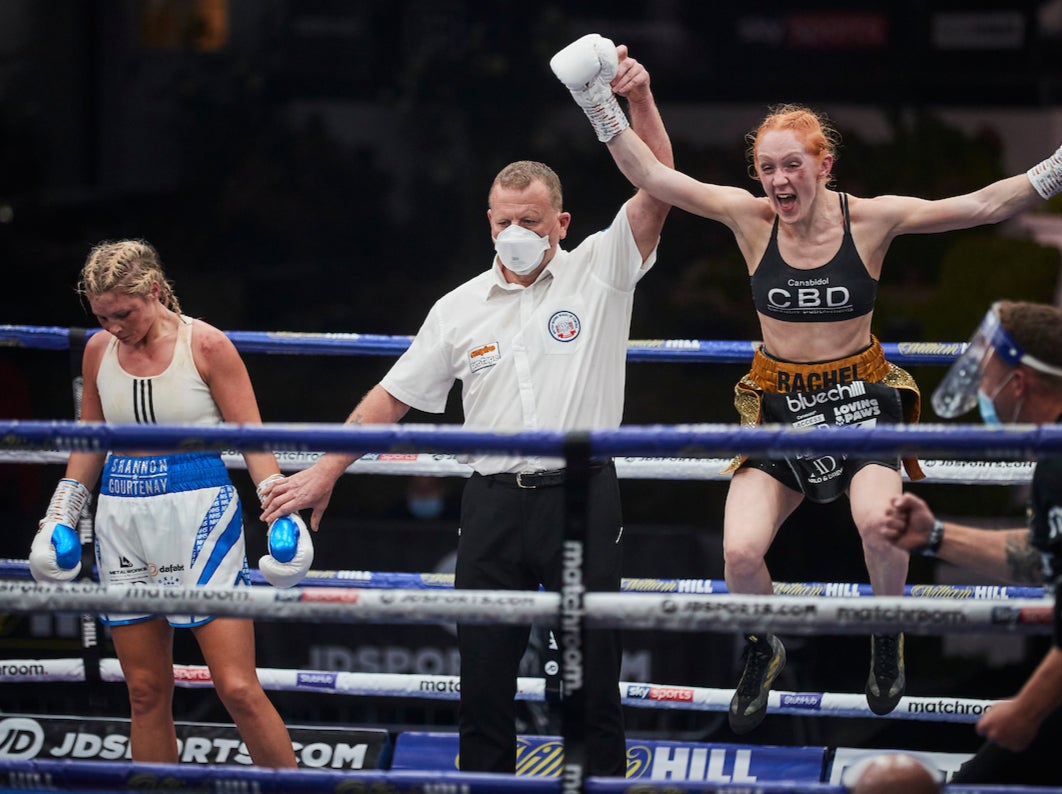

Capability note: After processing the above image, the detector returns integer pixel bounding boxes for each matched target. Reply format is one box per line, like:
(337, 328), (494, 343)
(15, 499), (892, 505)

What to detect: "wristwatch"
(915, 520), (945, 557)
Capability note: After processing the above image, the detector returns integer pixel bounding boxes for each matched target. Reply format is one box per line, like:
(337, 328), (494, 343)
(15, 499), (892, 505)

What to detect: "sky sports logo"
(625, 685), (695, 702)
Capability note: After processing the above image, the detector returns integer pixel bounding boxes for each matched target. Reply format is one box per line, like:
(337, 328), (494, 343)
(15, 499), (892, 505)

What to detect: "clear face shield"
(931, 304), (1024, 418)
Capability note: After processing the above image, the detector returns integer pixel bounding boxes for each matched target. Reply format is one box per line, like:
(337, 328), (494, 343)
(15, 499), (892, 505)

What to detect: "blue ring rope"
(0, 324), (964, 365)
(1, 419), (1060, 458)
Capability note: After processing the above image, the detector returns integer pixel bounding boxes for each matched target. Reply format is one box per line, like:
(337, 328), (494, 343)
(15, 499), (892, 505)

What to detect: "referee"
(261, 36), (672, 777)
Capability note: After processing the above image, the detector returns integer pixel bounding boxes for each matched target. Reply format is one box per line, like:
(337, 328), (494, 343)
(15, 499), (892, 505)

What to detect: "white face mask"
(493, 225), (551, 275)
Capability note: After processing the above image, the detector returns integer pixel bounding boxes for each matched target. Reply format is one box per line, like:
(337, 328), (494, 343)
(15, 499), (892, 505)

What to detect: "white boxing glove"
(258, 513), (313, 588)
(29, 478), (91, 583)
(550, 33), (629, 143)
(1028, 143), (1062, 200)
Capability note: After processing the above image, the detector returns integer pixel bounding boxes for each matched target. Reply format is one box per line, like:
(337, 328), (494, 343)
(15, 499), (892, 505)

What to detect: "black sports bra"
(750, 193), (877, 323)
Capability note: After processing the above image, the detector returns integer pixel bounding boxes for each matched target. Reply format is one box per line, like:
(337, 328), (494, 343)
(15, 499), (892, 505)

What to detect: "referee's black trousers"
(455, 463), (626, 776)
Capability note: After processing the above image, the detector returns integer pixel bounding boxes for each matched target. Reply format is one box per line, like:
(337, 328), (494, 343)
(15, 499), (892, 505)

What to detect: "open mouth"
(775, 193), (796, 212)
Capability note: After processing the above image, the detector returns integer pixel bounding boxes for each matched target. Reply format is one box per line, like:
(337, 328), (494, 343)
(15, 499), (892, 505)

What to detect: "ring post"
(560, 432), (591, 794)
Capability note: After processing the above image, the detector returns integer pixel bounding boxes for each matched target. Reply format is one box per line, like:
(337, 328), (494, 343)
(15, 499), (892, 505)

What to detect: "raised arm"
(607, 45), (672, 258)
(550, 34), (760, 238)
(852, 140), (1062, 242)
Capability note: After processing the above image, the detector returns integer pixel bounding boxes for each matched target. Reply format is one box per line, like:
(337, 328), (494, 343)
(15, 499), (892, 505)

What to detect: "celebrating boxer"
(553, 32), (1062, 733)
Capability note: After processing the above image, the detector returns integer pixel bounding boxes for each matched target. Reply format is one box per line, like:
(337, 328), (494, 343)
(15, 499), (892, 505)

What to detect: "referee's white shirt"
(381, 201), (658, 475)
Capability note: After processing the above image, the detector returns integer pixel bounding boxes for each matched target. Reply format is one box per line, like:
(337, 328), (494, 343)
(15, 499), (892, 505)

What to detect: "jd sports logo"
(0, 718), (45, 758)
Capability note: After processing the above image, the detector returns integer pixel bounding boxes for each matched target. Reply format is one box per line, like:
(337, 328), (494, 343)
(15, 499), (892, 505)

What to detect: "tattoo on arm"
(1006, 534), (1044, 585)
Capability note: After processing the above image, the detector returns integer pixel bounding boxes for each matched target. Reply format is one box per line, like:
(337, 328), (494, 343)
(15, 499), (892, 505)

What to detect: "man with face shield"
(882, 300), (1062, 784)
(261, 36), (672, 777)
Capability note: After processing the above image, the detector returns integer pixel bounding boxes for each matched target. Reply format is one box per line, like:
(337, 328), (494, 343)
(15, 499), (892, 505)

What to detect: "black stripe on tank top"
(132, 379), (156, 423)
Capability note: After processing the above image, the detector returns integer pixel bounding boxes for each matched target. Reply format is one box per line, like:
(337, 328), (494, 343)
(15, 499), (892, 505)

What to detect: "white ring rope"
(0, 658), (996, 725)
(0, 448), (1036, 485)
(0, 582), (1048, 636)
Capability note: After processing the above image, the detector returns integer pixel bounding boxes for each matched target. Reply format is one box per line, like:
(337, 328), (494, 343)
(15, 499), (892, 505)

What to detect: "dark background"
(2, 0), (1062, 760)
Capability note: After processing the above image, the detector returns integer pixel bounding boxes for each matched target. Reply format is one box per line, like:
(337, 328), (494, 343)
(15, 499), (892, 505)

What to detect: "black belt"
(484, 460), (612, 489)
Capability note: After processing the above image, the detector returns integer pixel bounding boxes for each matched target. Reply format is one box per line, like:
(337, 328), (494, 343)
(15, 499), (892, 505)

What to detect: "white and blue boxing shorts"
(94, 452), (251, 628)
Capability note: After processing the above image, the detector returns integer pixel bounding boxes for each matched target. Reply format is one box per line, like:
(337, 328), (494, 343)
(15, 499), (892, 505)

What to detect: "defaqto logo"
(0, 717), (45, 759)
(780, 693), (822, 710)
(297, 671), (338, 689)
(148, 563), (185, 577)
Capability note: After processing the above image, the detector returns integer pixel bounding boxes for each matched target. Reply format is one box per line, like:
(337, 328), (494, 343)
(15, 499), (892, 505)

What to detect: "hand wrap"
(1028, 143), (1062, 199)
(30, 479), (90, 583)
(550, 33), (629, 143)
(256, 473), (285, 504)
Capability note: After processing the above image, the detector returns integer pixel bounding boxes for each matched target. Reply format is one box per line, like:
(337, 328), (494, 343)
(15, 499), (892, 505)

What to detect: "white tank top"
(96, 315), (222, 425)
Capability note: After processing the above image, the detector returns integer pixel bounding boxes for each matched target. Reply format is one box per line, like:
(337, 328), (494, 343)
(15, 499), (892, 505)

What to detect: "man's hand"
(259, 467), (335, 532)
(610, 44), (651, 104)
(976, 698), (1040, 753)
(882, 493), (936, 553)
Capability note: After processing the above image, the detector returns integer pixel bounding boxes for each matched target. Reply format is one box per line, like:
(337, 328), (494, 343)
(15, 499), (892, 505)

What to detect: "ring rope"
(0, 758), (578, 794)
(0, 448), (1037, 485)
(0, 560), (1045, 600)
(3, 419), (1062, 459)
(0, 582), (1048, 635)
(0, 757), (850, 794)
(0, 323), (965, 365)
(0, 658), (996, 725)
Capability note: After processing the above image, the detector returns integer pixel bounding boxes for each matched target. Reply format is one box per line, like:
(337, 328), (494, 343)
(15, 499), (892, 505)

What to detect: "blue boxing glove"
(29, 478), (91, 583)
(259, 513), (313, 588)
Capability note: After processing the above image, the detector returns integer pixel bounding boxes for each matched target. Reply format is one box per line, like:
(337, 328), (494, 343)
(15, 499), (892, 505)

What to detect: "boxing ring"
(0, 325), (1059, 793)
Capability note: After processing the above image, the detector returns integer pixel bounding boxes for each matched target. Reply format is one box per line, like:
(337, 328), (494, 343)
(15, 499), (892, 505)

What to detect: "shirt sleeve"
(576, 200), (658, 292)
(379, 306), (455, 414)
